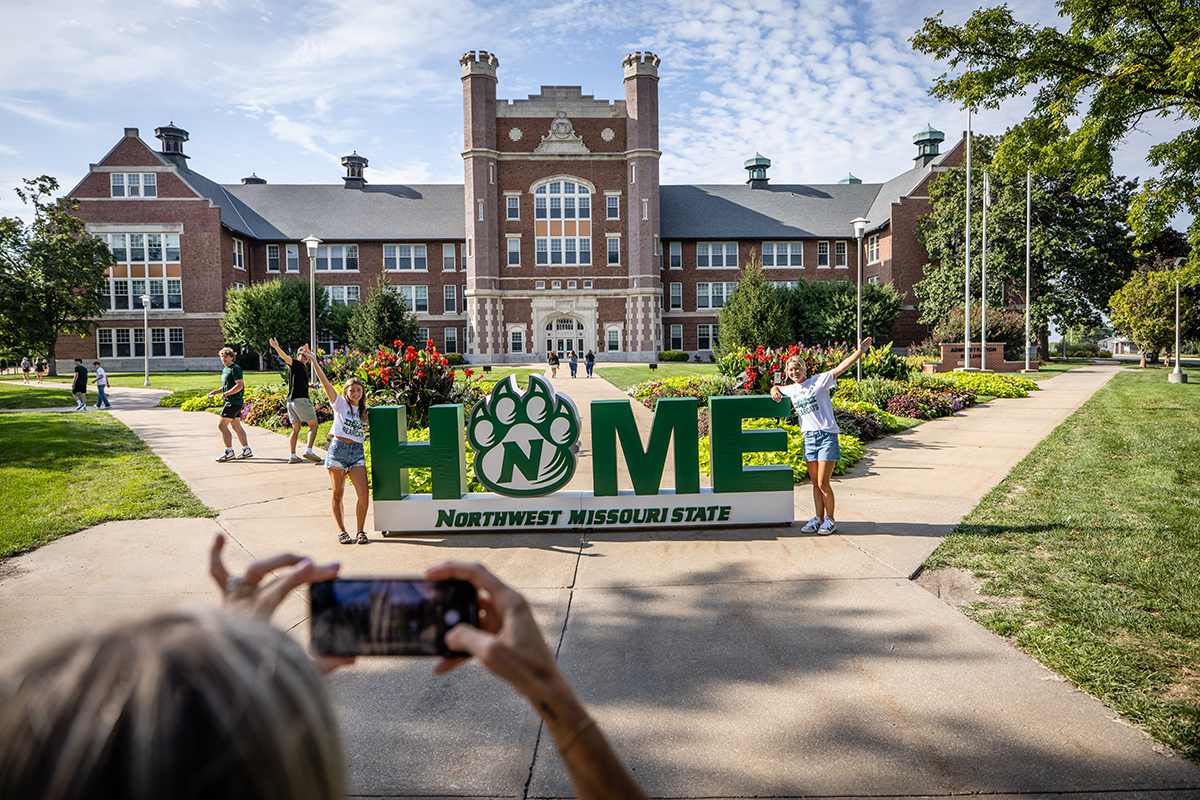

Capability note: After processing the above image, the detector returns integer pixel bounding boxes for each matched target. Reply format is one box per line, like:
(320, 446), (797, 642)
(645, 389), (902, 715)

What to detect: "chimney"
(342, 152), (368, 188)
(241, 173), (266, 185)
(913, 123), (945, 166)
(155, 123), (189, 167)
(744, 153), (770, 189)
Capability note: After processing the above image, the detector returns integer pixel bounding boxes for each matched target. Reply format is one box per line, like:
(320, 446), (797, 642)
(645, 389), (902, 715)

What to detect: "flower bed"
(363, 427), (488, 494)
(698, 417), (864, 483)
(626, 375), (740, 410)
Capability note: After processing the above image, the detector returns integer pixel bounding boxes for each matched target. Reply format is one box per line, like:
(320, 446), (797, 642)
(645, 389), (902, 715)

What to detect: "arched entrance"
(545, 316), (585, 355)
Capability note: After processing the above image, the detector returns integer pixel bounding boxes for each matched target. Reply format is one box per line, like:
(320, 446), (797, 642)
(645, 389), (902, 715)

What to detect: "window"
(697, 324), (719, 350)
(868, 275), (880, 285)
(535, 281), (546, 290)
(417, 327), (429, 343)
(696, 282), (739, 309)
(92, 232), (182, 311)
(534, 180), (592, 265)
(567, 280), (576, 289)
(98, 327), (182, 358)
(506, 196), (519, 220)
(763, 242), (803, 267)
(388, 285), (428, 313)
(817, 241), (830, 268)
(552, 281), (561, 289)
(510, 329), (524, 354)
(697, 242), (738, 268)
(835, 241), (848, 268)
(327, 285), (360, 306)
(607, 237), (620, 265)
(286, 244), (299, 272)
(315, 244), (360, 271)
(607, 196), (619, 219)
(669, 282), (682, 310)
(607, 328), (621, 352)
(867, 234), (879, 263)
(507, 237), (520, 267)
(445, 327), (458, 353)
(383, 244), (426, 271)
(583, 280), (592, 289)
(110, 173), (157, 198)
(670, 324), (683, 350)
(233, 239), (245, 270)
(444, 285), (457, 313)
(669, 242), (682, 269)
(443, 244), (456, 271)
(267, 245), (280, 272)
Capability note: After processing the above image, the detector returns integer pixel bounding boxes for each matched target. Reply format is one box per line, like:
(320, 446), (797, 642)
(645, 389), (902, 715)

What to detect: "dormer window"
(111, 173), (157, 198)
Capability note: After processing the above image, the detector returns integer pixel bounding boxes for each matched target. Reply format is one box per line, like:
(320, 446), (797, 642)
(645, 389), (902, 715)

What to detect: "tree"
(0, 176), (113, 375)
(914, 136), (1136, 356)
(220, 278), (334, 368)
(781, 280), (902, 345)
(1108, 269), (1191, 366)
(715, 252), (790, 355)
(346, 276), (420, 353)
(910, 1), (1200, 251)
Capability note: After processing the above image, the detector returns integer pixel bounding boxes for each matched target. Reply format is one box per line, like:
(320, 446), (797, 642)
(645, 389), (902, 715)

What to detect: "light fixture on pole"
(302, 235), (322, 353)
(850, 217), (870, 383)
(139, 294), (151, 387)
(1171, 257), (1188, 384)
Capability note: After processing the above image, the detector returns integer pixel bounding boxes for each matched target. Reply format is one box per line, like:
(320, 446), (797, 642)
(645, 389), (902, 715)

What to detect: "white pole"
(982, 169), (989, 369)
(964, 111), (973, 370)
(142, 297), (150, 387)
(856, 231), (863, 383)
(310, 255), (317, 352)
(1025, 169), (1032, 371)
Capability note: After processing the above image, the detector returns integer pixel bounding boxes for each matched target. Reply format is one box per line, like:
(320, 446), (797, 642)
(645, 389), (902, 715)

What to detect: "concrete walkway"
(1, 366), (1198, 798)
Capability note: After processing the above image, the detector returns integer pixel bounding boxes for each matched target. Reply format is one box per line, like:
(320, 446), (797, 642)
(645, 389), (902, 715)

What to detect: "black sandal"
(356, 531), (369, 545)
(338, 531), (352, 544)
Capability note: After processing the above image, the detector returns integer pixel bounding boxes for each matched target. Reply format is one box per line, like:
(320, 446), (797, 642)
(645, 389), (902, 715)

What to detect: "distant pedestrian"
(71, 359), (88, 410)
(207, 347), (252, 462)
(307, 346), (370, 545)
(20, 357), (31, 384)
(568, 350), (578, 378)
(93, 362), (111, 409)
(770, 337), (872, 535)
(35, 358), (46, 383)
(270, 337), (321, 464)
(547, 350), (560, 379)
(584, 350), (595, 378)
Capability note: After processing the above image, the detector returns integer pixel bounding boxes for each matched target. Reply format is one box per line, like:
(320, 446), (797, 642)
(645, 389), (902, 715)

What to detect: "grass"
(460, 367), (543, 386)
(34, 370), (285, 393)
(924, 367), (1200, 761)
(0, 382), (79, 410)
(1019, 358), (1095, 382)
(0, 413), (215, 559)
(596, 362), (721, 392)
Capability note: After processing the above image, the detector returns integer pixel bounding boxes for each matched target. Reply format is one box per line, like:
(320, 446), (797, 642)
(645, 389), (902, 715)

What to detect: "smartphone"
(310, 577), (478, 657)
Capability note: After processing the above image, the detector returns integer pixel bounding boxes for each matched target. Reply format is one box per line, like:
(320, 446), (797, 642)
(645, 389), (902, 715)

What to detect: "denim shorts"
(325, 438), (366, 470)
(803, 430), (841, 462)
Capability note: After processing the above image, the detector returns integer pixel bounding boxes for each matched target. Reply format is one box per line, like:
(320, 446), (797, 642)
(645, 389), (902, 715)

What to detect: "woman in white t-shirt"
(770, 337), (871, 536)
(307, 348), (371, 545)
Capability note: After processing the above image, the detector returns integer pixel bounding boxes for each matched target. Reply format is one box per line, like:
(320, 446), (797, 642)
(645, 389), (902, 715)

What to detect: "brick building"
(59, 52), (963, 371)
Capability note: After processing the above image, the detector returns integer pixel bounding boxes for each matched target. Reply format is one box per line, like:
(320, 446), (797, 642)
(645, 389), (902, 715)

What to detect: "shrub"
(933, 370), (1036, 398)
(180, 394), (223, 412)
(834, 407), (887, 442)
(832, 377), (859, 402)
(657, 350), (690, 362)
(857, 375), (904, 410)
(365, 427), (488, 494)
(157, 389), (208, 408)
(885, 394), (924, 419)
(445, 352), (467, 365)
(832, 399), (908, 433)
(626, 375), (739, 410)
(698, 417), (865, 483)
(318, 349), (369, 384)
(357, 339), (478, 428)
(719, 341), (915, 395)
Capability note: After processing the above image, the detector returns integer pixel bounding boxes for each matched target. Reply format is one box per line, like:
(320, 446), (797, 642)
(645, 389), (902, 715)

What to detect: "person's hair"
(0, 610), (344, 800)
(784, 356), (807, 381)
(74, 358), (82, 363)
(219, 347), (237, 360)
(342, 376), (368, 419)
(93, 362), (100, 366)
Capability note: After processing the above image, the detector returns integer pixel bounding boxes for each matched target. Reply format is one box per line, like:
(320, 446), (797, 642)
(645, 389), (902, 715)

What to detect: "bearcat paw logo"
(467, 374), (580, 497)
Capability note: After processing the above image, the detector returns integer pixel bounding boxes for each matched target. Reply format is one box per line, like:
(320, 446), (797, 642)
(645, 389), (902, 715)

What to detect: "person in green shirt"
(207, 347), (252, 462)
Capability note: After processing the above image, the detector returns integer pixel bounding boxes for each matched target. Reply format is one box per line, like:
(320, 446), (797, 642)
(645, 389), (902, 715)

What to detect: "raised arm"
(306, 347), (337, 403)
(829, 337), (873, 380)
(269, 337), (293, 367)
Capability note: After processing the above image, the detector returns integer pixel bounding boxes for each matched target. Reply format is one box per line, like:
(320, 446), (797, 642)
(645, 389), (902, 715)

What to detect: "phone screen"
(310, 578), (478, 657)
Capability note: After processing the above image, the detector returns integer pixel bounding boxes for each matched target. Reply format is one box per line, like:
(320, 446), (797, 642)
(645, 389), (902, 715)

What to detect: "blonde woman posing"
(306, 347), (371, 544)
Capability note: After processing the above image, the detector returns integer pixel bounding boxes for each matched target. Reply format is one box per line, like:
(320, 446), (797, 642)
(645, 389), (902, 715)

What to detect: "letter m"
(590, 398), (699, 497)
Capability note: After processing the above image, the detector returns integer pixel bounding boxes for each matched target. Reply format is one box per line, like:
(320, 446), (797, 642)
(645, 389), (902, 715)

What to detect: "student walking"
(270, 338), (321, 463)
(584, 349), (595, 378)
(547, 350), (560, 378)
(20, 357), (31, 384)
(307, 346), (370, 545)
(207, 347), (252, 462)
(568, 350), (578, 378)
(93, 362), (111, 409)
(35, 358), (46, 383)
(71, 359), (88, 410)
(770, 337), (872, 535)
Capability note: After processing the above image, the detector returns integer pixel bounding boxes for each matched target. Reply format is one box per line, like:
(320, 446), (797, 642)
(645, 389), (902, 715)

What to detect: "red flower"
(405, 351), (416, 362)
(426, 338), (435, 349)
(417, 371), (425, 379)
(464, 368), (474, 378)
(394, 339), (402, 349)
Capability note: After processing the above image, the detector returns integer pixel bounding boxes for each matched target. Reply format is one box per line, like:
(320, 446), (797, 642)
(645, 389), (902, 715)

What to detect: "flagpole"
(1025, 169), (1032, 372)
(964, 110), (973, 370)
(982, 169), (989, 370)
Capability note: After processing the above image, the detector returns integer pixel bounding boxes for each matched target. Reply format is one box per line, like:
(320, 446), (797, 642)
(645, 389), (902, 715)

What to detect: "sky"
(0, 0), (1188, 230)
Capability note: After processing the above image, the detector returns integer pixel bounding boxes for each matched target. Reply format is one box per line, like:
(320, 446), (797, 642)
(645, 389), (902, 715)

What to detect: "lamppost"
(850, 217), (870, 383)
(139, 294), (151, 387)
(1170, 257), (1188, 384)
(302, 235), (322, 352)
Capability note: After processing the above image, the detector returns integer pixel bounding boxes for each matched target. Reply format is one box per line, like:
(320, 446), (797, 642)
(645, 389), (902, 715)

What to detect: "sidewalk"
(1, 366), (1197, 798)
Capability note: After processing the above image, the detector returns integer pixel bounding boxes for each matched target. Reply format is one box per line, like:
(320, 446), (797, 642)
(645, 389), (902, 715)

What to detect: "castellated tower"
(460, 50), (664, 363)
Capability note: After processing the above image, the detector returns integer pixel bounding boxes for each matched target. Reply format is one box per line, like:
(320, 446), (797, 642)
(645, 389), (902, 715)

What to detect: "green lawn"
(595, 362), (722, 392)
(462, 367), (544, 386)
(924, 367), (1200, 760)
(0, 413), (215, 559)
(1018, 358), (1096, 381)
(0, 382), (79, 410)
(35, 370), (285, 393)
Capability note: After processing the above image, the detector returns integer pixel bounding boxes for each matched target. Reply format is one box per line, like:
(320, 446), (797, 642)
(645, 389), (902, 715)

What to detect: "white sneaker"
(818, 517), (837, 535)
(216, 449), (236, 462)
(800, 516), (822, 533)
(288, 454), (303, 464)
(302, 450), (322, 463)
(238, 447), (253, 460)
